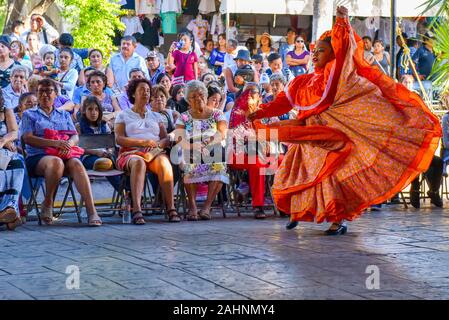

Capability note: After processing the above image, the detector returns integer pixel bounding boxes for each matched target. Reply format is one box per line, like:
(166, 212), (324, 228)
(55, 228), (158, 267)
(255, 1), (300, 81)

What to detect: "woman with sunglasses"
(248, 6), (441, 235)
(285, 36), (310, 77)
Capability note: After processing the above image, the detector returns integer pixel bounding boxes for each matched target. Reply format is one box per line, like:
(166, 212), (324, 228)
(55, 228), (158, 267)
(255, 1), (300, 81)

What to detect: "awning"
(219, 0), (440, 17)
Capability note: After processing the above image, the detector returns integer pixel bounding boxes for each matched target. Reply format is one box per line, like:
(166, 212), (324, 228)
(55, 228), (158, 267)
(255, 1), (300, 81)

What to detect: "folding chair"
(227, 166), (278, 217)
(21, 136), (82, 225)
(175, 171), (227, 219)
(77, 134), (126, 217)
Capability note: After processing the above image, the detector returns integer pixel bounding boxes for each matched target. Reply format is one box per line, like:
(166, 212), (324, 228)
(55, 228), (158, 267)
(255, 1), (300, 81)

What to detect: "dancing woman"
(248, 6), (441, 235)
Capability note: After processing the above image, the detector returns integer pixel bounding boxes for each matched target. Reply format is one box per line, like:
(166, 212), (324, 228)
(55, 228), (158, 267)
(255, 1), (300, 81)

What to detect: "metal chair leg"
(68, 179), (81, 223)
(400, 191), (408, 209)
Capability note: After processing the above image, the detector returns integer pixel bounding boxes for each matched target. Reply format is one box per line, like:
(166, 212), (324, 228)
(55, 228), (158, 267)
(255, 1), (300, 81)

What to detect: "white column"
(311, 0), (334, 42)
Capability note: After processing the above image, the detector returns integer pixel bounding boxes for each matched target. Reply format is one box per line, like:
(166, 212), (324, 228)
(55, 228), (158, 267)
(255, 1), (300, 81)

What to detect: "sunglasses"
(296, 39), (304, 43)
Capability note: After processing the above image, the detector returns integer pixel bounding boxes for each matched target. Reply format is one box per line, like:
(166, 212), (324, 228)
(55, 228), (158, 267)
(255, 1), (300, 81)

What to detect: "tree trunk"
(4, 0), (27, 34)
(29, 0), (56, 15)
(3, 0), (56, 33)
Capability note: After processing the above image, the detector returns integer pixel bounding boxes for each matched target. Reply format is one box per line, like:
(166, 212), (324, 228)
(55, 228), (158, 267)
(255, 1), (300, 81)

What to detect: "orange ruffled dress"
(252, 17), (442, 223)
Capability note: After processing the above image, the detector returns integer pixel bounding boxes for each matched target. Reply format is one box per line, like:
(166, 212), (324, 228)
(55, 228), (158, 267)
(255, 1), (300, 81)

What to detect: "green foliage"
(0, 0), (7, 34)
(61, 0), (125, 63)
(422, 1), (449, 92)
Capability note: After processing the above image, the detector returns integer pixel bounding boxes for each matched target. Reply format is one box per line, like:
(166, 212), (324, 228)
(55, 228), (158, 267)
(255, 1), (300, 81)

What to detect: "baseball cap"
(0, 35), (11, 49)
(146, 51), (158, 60)
(252, 54), (263, 64)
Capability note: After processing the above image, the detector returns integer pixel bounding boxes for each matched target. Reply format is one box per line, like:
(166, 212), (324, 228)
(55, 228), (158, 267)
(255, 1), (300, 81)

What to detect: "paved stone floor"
(1, 196), (449, 300)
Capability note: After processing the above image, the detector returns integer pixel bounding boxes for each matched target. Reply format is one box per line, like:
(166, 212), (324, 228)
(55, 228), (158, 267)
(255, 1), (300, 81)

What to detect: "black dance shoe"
(428, 191), (443, 208)
(410, 191), (420, 209)
(286, 220), (299, 230)
(325, 223), (348, 236)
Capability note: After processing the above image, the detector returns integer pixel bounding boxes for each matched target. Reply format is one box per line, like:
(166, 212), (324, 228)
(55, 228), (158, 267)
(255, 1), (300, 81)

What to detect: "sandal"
(254, 207), (266, 219)
(198, 209), (211, 221)
(40, 205), (54, 225)
(0, 207), (17, 224)
(88, 215), (103, 227)
(167, 209), (181, 223)
(131, 211), (146, 225)
(186, 209), (199, 221)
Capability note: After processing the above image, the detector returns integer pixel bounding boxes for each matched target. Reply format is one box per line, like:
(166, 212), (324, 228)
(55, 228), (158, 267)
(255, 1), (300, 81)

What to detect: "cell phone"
(176, 40), (185, 50)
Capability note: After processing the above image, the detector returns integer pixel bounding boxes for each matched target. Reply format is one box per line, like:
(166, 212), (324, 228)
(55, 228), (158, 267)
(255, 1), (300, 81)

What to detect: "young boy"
(40, 51), (59, 79)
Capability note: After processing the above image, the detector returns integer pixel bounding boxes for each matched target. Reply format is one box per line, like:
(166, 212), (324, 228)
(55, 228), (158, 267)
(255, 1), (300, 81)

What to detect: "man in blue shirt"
(110, 35), (149, 91)
(278, 28), (297, 67)
(146, 51), (165, 85)
(412, 32), (436, 80)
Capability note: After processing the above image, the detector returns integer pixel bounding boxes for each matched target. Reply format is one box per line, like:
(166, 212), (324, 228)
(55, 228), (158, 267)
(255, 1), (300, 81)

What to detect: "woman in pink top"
(167, 31), (198, 85)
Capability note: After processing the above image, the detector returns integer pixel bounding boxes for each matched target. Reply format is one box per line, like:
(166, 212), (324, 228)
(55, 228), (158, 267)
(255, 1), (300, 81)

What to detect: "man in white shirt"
(21, 14), (59, 45)
(110, 35), (150, 91)
(223, 39), (247, 70)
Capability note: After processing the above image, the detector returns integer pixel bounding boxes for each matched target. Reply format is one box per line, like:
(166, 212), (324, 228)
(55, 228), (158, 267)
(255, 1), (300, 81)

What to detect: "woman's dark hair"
(89, 49), (103, 59)
(81, 95), (104, 127)
(127, 78), (152, 104)
(59, 33), (74, 47)
(200, 72), (216, 82)
(11, 40), (26, 59)
(87, 70), (108, 90)
(170, 84), (184, 100)
(59, 47), (74, 62)
(207, 85), (221, 99)
(218, 33), (226, 42)
(152, 84), (169, 100)
(203, 38), (214, 48)
(373, 39), (384, 47)
(245, 37), (257, 53)
(295, 35), (305, 44)
(26, 32), (39, 42)
(37, 78), (59, 92)
(156, 72), (171, 84)
(178, 29), (195, 52)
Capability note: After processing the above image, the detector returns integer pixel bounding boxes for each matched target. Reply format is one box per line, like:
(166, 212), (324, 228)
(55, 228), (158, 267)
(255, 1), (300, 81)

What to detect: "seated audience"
(21, 79), (102, 226)
(115, 78), (180, 224)
(2, 65), (29, 109)
(0, 90), (23, 231)
(175, 80), (228, 221)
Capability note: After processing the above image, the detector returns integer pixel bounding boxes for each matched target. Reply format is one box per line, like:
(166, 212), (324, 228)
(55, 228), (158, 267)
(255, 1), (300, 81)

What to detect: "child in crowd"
(31, 53), (43, 75)
(76, 96), (121, 191)
(40, 51), (59, 79)
(167, 30), (198, 85)
(14, 93), (37, 128)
